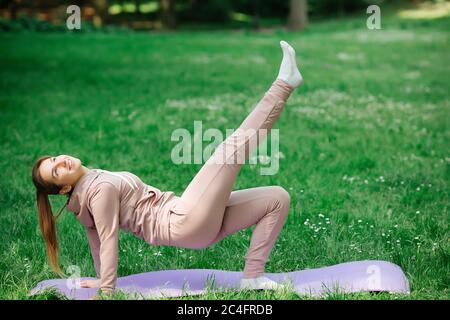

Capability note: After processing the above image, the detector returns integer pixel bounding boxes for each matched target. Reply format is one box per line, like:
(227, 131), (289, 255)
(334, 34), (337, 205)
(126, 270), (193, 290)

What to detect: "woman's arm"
(85, 226), (101, 278)
(88, 182), (121, 294)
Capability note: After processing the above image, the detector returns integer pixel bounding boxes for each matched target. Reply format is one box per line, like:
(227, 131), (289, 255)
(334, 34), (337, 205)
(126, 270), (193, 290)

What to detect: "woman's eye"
(52, 158), (58, 177)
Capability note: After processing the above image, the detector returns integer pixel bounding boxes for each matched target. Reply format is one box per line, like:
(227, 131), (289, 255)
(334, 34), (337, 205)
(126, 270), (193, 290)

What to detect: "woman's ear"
(58, 185), (72, 195)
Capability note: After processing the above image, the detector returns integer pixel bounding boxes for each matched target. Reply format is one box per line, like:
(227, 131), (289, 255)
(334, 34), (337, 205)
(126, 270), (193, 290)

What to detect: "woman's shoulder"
(86, 177), (121, 211)
(90, 170), (122, 187)
(90, 169), (144, 192)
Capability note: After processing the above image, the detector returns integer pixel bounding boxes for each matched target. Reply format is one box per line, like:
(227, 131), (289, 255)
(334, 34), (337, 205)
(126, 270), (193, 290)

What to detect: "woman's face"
(39, 155), (83, 193)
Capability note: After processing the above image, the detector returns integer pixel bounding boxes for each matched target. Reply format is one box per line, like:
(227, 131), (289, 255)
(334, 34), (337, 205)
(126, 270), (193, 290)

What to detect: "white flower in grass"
(318, 213), (324, 218)
(416, 187), (421, 191)
(416, 210), (420, 214)
(128, 110), (138, 120)
(207, 103), (222, 111)
(153, 251), (162, 257)
(358, 219), (362, 223)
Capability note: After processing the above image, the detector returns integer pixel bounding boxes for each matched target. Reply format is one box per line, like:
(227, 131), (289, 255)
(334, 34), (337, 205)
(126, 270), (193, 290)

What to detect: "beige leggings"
(168, 79), (294, 278)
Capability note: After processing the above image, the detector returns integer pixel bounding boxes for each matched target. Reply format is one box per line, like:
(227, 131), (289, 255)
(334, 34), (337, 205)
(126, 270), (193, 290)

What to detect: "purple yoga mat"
(29, 260), (410, 300)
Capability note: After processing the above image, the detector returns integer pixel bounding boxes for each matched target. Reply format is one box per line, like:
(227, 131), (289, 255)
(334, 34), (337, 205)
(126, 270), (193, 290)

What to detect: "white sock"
(277, 40), (303, 88)
(240, 275), (285, 290)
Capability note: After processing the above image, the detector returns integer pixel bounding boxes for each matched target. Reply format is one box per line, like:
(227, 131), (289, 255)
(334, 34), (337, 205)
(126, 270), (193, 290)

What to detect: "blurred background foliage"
(0, 0), (448, 32)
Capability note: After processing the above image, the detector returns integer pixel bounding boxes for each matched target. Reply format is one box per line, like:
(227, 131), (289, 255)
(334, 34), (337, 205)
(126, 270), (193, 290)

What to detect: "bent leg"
(170, 80), (293, 247)
(205, 186), (291, 278)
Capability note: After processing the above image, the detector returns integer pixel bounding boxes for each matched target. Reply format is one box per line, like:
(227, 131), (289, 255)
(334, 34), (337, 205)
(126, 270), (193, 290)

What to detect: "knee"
(271, 186), (291, 212)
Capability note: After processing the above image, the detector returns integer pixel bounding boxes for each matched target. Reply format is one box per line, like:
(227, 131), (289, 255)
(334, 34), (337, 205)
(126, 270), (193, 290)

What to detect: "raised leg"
(169, 79), (293, 248)
(168, 40), (302, 249)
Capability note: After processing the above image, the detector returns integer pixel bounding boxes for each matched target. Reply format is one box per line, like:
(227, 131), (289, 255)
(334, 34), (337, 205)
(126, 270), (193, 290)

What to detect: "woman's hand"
(80, 279), (101, 288)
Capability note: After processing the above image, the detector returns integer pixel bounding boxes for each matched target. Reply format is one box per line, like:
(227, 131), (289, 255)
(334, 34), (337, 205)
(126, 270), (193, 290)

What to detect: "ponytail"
(36, 191), (66, 276)
(32, 156), (70, 277)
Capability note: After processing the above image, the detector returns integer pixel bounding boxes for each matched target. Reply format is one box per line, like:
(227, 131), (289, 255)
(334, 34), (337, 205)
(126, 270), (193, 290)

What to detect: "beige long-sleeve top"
(66, 168), (177, 292)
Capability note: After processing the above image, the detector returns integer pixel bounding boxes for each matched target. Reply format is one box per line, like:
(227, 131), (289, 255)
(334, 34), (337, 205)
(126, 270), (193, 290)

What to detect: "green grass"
(0, 12), (449, 300)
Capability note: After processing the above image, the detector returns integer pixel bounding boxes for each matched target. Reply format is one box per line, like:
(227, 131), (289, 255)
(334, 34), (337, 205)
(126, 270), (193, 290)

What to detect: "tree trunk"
(26, 0), (36, 19)
(9, 0), (19, 19)
(252, 0), (260, 31)
(288, 0), (308, 31)
(159, 0), (176, 30)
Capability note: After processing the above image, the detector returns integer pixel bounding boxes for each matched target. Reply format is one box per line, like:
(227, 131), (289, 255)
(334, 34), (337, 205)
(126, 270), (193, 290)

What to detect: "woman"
(31, 40), (303, 296)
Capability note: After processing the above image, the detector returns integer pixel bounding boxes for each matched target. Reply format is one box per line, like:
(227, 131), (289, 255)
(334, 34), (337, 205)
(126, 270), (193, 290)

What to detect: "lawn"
(0, 12), (449, 300)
